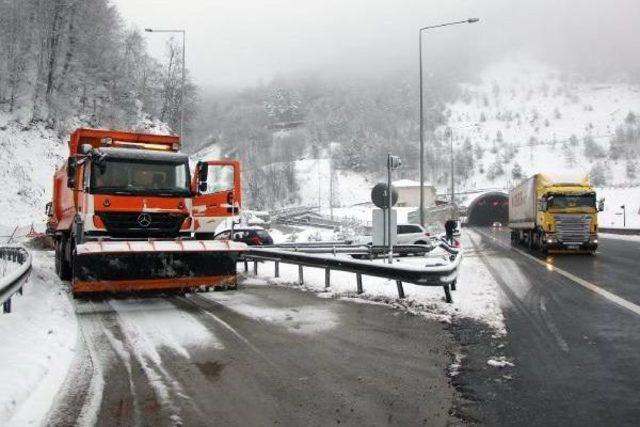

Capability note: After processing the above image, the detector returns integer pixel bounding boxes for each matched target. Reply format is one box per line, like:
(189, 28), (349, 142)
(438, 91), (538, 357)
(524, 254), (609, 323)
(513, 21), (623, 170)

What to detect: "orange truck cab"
(46, 128), (245, 294)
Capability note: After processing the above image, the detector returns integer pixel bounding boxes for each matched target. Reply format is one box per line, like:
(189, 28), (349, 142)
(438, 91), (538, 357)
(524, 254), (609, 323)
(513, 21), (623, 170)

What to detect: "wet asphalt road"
(47, 285), (459, 427)
(462, 227), (640, 426)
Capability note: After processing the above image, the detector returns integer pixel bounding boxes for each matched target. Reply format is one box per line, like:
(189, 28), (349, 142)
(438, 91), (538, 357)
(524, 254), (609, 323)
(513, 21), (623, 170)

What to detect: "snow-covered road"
(0, 236), (507, 426)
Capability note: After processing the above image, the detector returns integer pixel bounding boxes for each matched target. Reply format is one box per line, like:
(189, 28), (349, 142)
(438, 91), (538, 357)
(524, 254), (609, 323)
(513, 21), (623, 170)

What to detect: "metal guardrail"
(0, 246), (32, 314)
(599, 227), (640, 236)
(241, 241), (462, 303)
(263, 242), (436, 257)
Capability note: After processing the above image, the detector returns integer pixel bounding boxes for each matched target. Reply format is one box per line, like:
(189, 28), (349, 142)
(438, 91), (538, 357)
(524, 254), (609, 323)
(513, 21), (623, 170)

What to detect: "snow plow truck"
(46, 128), (245, 294)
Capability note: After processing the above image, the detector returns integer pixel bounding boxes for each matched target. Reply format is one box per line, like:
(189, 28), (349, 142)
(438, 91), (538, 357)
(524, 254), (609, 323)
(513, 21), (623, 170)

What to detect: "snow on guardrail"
(0, 246), (32, 313)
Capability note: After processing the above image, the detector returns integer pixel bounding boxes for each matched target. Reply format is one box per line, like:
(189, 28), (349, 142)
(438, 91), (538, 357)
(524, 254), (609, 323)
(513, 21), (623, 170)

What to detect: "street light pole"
(447, 127), (455, 219)
(419, 18), (479, 227)
(145, 28), (186, 142)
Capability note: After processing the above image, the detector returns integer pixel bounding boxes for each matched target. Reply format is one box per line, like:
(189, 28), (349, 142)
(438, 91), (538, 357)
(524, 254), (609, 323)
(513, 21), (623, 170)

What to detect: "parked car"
(352, 223), (434, 246)
(214, 227), (274, 246)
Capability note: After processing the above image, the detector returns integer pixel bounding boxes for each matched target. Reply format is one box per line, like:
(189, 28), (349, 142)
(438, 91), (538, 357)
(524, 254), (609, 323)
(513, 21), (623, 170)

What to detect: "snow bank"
(599, 233), (640, 243)
(244, 229), (505, 334)
(597, 187), (640, 229)
(0, 251), (77, 426)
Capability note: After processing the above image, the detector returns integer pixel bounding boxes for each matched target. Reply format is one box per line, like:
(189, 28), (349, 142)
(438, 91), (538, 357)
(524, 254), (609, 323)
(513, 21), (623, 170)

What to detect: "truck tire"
(56, 237), (72, 281)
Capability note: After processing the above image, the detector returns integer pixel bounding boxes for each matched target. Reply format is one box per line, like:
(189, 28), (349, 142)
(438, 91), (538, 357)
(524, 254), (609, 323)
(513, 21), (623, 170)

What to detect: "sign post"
(386, 154), (402, 263)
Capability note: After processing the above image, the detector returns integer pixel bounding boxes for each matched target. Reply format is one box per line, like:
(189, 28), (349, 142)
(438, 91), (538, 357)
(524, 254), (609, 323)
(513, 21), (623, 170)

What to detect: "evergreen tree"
(511, 162), (523, 181)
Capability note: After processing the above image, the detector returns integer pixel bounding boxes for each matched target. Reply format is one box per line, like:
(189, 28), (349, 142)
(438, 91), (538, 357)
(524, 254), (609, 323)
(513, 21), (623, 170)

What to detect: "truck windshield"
(547, 194), (596, 209)
(91, 159), (190, 196)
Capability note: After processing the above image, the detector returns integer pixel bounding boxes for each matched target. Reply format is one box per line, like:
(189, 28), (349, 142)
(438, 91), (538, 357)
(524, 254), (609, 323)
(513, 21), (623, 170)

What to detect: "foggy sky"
(113, 0), (640, 88)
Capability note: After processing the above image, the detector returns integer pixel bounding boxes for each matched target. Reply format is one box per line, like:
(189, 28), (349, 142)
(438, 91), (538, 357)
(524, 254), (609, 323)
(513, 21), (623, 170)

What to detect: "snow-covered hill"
(303, 57), (640, 228)
(446, 56), (640, 191)
(0, 116), (66, 229)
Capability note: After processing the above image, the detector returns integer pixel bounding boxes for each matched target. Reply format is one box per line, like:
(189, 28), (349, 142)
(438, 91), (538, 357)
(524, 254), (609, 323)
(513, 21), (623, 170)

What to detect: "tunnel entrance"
(467, 192), (509, 226)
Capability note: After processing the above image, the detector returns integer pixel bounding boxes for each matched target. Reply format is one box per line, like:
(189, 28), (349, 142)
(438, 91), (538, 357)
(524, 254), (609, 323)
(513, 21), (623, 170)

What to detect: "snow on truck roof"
(100, 147), (188, 163)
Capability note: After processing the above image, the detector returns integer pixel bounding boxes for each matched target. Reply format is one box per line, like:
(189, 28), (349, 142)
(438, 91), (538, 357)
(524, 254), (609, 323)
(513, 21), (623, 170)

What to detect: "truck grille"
(96, 212), (187, 237)
(553, 214), (591, 243)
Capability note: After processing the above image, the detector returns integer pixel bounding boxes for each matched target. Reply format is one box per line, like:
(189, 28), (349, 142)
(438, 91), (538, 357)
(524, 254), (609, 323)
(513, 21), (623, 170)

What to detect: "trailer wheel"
(56, 237), (72, 281)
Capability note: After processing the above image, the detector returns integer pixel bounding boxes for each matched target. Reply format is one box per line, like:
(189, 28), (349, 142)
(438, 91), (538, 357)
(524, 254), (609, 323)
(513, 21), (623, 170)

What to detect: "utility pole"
(329, 143), (334, 221)
(447, 126), (455, 219)
(418, 18), (479, 227)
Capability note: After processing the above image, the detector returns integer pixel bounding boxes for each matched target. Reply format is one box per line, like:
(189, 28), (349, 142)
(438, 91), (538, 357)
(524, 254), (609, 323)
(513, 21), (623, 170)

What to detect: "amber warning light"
(109, 141), (180, 152)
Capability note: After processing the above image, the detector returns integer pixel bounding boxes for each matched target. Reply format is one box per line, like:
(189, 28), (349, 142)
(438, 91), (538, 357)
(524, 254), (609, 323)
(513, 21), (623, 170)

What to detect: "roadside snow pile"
(0, 258), (20, 277)
(0, 250), (77, 426)
(596, 187), (640, 229)
(245, 230), (505, 334)
(487, 357), (515, 368)
(599, 233), (640, 242)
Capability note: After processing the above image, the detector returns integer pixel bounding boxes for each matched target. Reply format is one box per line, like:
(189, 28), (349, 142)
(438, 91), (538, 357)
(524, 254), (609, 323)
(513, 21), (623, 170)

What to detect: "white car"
(353, 224), (434, 246)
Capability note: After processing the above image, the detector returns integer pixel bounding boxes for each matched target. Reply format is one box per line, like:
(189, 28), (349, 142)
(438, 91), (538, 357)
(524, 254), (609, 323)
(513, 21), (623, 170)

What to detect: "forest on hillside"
(0, 0), (197, 136)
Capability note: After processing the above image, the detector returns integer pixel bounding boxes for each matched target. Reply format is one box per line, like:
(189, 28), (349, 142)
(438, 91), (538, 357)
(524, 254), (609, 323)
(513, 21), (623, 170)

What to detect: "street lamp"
(419, 18), (479, 226)
(145, 28), (186, 143)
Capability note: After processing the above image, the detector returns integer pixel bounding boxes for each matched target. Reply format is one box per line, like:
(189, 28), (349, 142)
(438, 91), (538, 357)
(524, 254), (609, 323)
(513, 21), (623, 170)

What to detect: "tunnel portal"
(466, 192), (509, 226)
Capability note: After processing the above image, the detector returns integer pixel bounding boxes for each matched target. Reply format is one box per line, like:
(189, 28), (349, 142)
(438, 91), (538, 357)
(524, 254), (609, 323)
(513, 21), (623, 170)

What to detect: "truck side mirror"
(197, 162), (208, 192)
(67, 157), (77, 189)
(598, 199), (605, 212)
(45, 202), (53, 217)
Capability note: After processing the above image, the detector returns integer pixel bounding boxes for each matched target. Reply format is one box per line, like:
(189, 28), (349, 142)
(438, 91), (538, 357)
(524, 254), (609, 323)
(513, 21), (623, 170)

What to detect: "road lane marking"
(471, 229), (640, 318)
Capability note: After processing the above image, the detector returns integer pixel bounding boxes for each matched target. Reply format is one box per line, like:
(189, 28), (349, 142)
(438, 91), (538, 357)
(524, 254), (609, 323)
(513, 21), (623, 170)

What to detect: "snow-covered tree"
(264, 88), (303, 124)
(486, 158), (504, 180)
(589, 162), (607, 187)
(511, 162), (523, 181)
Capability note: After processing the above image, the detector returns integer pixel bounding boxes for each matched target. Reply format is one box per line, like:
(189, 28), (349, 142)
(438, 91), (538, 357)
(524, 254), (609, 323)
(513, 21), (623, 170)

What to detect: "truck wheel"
(56, 237), (72, 281)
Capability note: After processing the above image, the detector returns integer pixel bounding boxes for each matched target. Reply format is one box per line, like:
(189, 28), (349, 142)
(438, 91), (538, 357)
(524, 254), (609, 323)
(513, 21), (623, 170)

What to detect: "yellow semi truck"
(508, 173), (602, 254)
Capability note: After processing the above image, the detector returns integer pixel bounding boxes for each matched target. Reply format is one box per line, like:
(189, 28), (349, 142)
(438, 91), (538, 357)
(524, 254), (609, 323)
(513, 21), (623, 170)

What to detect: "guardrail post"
(451, 280), (456, 291)
(356, 273), (363, 294)
(275, 261), (280, 278)
(298, 265), (304, 285)
(253, 260), (258, 275)
(396, 280), (405, 299)
(325, 268), (330, 288)
(3, 298), (11, 314)
(243, 259), (248, 272)
(443, 285), (452, 303)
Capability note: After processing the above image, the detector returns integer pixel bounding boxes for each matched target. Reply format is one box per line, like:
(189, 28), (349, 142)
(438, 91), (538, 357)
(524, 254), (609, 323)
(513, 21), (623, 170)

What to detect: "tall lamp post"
(145, 28), (186, 142)
(419, 18), (479, 226)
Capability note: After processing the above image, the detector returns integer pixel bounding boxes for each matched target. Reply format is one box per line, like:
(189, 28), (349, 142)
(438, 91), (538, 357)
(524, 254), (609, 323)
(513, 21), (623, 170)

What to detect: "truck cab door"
(192, 160), (241, 234)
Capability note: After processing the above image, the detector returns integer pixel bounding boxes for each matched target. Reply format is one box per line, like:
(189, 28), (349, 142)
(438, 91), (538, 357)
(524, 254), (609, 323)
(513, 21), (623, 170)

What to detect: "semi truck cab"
(537, 190), (600, 250)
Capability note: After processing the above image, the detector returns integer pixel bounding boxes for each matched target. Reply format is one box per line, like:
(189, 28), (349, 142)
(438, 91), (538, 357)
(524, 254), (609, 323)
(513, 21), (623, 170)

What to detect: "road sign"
(371, 183), (398, 209)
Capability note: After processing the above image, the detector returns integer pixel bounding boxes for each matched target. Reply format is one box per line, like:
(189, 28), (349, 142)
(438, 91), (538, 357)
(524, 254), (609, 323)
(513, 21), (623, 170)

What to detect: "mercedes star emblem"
(137, 213), (152, 228)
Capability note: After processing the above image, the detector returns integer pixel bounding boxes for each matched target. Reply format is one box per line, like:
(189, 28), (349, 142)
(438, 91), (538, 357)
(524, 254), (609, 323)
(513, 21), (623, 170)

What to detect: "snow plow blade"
(72, 240), (246, 294)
